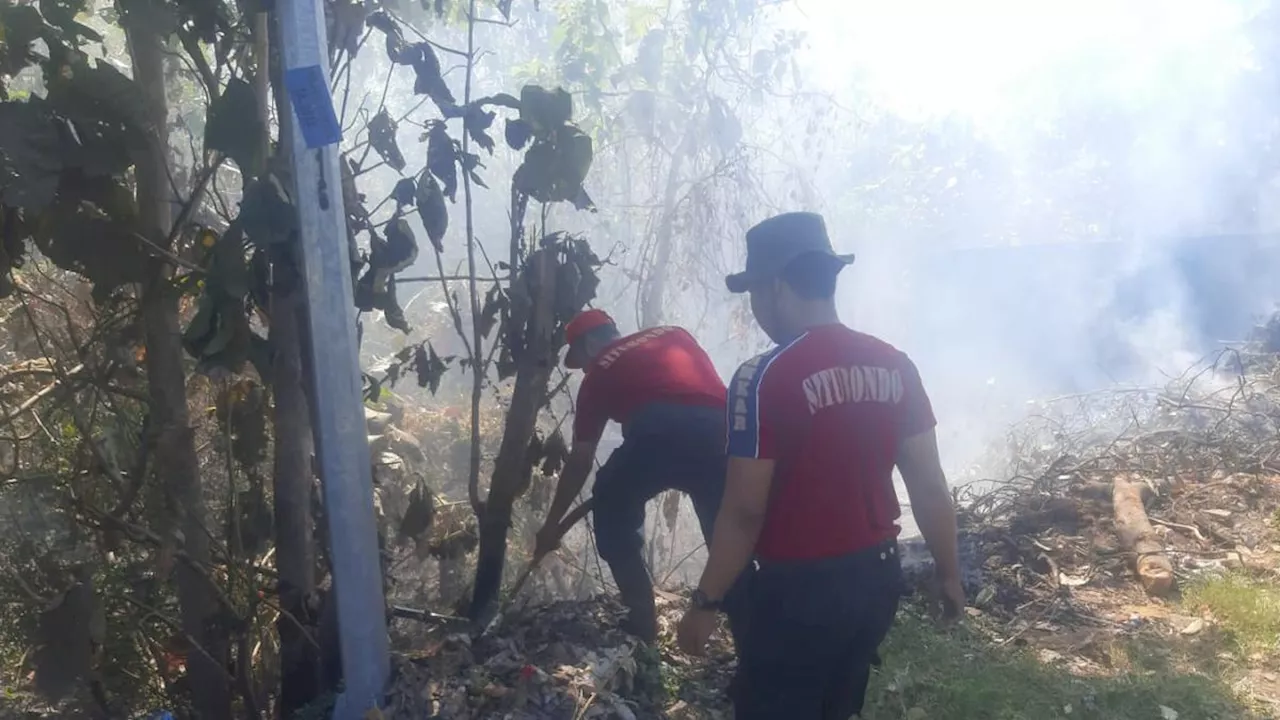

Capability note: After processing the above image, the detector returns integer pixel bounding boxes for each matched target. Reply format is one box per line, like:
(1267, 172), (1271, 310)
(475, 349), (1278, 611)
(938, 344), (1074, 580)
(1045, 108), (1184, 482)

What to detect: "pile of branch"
(951, 345), (1280, 622)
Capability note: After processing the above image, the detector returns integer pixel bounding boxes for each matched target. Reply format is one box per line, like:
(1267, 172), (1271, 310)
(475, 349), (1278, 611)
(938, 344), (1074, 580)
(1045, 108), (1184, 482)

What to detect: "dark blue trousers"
(591, 402), (748, 643)
(731, 540), (903, 719)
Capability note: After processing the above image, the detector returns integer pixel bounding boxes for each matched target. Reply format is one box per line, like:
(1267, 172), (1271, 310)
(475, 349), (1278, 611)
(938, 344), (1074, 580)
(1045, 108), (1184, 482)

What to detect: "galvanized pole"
(274, 0), (390, 715)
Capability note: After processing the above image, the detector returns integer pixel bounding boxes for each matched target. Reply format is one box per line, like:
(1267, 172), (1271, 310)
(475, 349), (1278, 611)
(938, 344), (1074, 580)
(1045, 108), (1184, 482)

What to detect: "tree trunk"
(270, 257), (322, 713)
(640, 132), (691, 329)
(468, 249), (558, 621)
(121, 6), (231, 717)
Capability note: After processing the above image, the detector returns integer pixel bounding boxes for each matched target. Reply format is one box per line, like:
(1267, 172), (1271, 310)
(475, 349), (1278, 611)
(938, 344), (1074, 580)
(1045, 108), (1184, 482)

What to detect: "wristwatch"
(690, 589), (723, 612)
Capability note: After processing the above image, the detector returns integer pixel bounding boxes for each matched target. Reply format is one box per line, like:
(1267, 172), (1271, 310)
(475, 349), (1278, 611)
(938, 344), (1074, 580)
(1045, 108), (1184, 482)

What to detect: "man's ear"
(770, 276), (791, 306)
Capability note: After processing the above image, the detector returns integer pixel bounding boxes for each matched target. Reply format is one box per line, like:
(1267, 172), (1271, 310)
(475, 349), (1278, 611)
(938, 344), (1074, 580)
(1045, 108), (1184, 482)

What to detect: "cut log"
(1113, 474), (1175, 596)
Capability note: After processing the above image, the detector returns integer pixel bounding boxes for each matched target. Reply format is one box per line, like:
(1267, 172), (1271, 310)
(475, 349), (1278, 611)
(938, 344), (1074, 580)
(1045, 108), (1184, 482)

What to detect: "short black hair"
(779, 251), (843, 300)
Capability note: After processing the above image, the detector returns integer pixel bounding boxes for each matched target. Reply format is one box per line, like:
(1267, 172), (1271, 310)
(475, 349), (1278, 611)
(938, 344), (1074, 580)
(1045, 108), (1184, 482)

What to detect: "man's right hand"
(533, 523), (561, 559)
(935, 573), (965, 623)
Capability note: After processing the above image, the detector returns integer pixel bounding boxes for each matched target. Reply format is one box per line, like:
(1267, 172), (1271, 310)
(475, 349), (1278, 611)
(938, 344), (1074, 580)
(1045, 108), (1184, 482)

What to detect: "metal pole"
(274, 0), (390, 715)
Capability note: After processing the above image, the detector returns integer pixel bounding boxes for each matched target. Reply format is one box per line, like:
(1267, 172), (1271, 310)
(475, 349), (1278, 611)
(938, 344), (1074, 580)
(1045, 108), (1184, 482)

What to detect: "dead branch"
(1112, 473), (1175, 596)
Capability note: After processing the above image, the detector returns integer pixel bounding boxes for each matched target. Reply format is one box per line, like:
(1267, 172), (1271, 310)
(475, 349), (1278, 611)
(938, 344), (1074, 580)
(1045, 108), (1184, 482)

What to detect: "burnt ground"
(375, 350), (1280, 719)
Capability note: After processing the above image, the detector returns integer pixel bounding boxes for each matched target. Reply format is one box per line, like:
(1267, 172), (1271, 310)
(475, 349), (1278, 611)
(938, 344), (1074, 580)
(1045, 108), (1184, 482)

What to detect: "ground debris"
(383, 594), (734, 719)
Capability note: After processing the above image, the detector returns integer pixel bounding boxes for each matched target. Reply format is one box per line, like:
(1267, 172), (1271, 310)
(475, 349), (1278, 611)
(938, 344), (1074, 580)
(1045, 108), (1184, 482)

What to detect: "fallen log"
(1112, 474), (1175, 596)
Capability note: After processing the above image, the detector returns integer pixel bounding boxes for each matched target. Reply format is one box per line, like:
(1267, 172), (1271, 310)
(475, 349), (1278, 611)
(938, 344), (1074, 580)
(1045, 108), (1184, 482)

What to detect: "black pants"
(731, 540), (903, 720)
(591, 403), (748, 642)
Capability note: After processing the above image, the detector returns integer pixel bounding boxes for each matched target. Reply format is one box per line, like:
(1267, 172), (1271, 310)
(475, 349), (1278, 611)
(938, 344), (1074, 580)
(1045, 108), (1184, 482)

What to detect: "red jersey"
(726, 324), (936, 561)
(573, 327), (727, 445)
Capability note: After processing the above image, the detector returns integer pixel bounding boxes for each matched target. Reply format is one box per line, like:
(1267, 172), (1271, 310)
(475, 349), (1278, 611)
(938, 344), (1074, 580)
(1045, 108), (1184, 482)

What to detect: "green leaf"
(32, 173), (149, 293)
(414, 171), (447, 252)
(518, 85), (572, 133)
(47, 59), (151, 143)
(426, 121), (458, 201)
(368, 108), (406, 172)
(205, 226), (251, 301)
(205, 77), (265, 180)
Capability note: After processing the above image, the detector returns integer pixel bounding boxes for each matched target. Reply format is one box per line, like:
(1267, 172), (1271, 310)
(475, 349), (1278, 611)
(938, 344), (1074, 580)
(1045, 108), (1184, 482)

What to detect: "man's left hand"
(677, 607), (717, 656)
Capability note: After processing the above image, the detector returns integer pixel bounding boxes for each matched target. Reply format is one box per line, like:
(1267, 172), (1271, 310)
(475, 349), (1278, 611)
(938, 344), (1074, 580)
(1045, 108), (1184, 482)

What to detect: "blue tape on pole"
(284, 65), (343, 149)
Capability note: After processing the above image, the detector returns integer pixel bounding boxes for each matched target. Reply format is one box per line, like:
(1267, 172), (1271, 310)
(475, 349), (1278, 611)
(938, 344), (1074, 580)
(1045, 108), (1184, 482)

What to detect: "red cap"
(564, 309), (614, 368)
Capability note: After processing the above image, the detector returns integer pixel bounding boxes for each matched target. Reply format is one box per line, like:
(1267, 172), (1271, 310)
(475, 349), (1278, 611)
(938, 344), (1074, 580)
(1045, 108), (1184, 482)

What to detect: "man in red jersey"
(535, 309), (748, 642)
(677, 212), (963, 719)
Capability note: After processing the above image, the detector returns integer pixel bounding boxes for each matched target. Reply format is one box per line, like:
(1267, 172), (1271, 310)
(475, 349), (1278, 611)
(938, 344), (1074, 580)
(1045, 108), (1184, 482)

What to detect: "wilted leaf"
(464, 103), (496, 154)
(496, 0), (513, 20)
(636, 29), (665, 86)
(625, 90), (655, 135)
(409, 43), (455, 111)
(205, 77), (265, 180)
(412, 342), (450, 394)
(239, 174), (296, 246)
(512, 125), (594, 205)
(391, 176), (416, 206)
(477, 92), (520, 110)
(383, 275), (410, 333)
(235, 487), (273, 556)
(478, 283), (506, 339)
(378, 217), (419, 277)
(0, 100), (62, 211)
(0, 6), (49, 77)
(519, 85), (572, 133)
(504, 118), (532, 151)
(367, 11), (410, 62)
(368, 108), (406, 172)
(415, 170), (447, 252)
(707, 95), (741, 155)
(330, 0), (369, 58)
(571, 186), (596, 212)
(33, 577), (98, 702)
(540, 429), (568, 476)
(398, 482), (435, 541)
(426, 121), (458, 200)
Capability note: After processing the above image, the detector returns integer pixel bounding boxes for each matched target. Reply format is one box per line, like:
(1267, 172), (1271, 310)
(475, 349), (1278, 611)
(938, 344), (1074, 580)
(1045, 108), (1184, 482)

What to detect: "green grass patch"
(1182, 572), (1280, 653)
(861, 606), (1255, 720)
